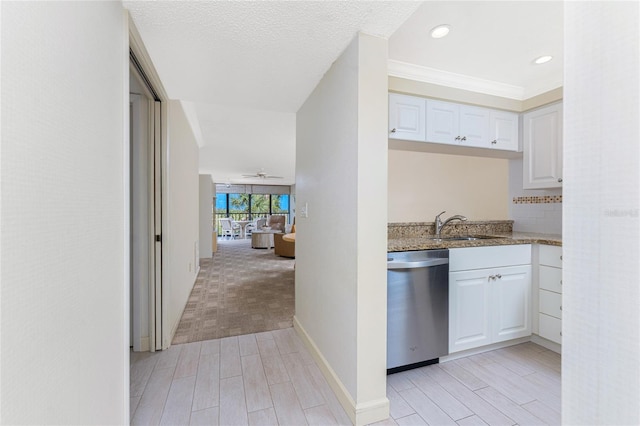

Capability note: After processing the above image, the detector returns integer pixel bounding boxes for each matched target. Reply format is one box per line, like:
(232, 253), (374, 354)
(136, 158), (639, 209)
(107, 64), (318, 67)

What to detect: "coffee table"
(251, 229), (281, 249)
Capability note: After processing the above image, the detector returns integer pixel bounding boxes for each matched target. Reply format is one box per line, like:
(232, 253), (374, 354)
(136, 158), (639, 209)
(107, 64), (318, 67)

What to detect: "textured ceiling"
(125, 1), (422, 112)
(125, 1), (422, 185)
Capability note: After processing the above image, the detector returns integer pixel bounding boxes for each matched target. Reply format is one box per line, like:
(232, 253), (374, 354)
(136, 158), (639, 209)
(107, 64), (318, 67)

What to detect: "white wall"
(295, 33), (388, 425)
(388, 150), (509, 222)
(166, 100), (201, 344)
(199, 174), (213, 259)
(563, 2), (640, 424)
(1, 3), (128, 424)
(508, 158), (562, 234)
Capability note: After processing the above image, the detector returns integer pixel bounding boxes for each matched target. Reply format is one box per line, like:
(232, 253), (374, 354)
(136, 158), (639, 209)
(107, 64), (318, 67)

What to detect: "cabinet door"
(523, 103), (563, 189)
(492, 265), (532, 343)
(426, 99), (459, 144)
(459, 105), (490, 148)
(489, 110), (519, 151)
(449, 270), (492, 353)
(389, 94), (426, 141)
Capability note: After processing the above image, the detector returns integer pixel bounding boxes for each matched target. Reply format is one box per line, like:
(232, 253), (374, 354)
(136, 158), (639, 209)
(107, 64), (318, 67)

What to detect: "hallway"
(172, 239), (295, 345)
(130, 328), (351, 425)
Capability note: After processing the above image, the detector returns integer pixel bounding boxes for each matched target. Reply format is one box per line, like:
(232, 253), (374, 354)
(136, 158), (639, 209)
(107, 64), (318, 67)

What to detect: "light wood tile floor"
(131, 331), (560, 426)
(377, 342), (561, 426)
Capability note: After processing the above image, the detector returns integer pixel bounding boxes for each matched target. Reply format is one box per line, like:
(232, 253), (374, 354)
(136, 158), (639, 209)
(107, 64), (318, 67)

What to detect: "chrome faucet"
(435, 211), (468, 238)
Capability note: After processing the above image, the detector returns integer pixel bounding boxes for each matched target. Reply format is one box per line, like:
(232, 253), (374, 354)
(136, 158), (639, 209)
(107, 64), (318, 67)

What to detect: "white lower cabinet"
(536, 245), (563, 345)
(449, 246), (532, 353)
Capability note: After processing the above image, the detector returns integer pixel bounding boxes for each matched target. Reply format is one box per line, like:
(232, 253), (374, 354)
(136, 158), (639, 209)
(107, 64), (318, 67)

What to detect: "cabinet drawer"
(539, 265), (562, 293)
(450, 245), (531, 271)
(539, 245), (562, 268)
(539, 289), (562, 319)
(539, 313), (562, 344)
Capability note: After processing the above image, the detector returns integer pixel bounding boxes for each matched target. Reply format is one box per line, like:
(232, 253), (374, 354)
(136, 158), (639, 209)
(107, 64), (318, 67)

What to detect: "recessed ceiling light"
(534, 55), (553, 65)
(430, 25), (451, 39)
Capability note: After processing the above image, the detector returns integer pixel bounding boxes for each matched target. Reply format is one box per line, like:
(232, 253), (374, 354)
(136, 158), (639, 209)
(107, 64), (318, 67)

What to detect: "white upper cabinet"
(523, 102), (563, 189)
(389, 94), (520, 153)
(426, 99), (459, 144)
(389, 94), (426, 141)
(458, 105), (491, 148)
(426, 100), (491, 148)
(489, 110), (519, 151)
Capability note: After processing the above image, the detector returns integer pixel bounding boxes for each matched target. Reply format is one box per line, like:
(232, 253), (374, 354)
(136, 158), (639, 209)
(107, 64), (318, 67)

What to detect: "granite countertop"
(388, 231), (562, 252)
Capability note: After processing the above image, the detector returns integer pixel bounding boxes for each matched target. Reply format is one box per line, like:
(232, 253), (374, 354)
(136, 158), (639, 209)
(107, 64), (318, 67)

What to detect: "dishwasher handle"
(387, 258), (449, 270)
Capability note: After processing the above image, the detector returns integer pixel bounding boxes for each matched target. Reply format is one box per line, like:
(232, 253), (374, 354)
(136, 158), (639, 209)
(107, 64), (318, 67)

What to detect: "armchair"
(219, 218), (240, 239)
(274, 224), (295, 258)
(266, 215), (286, 232)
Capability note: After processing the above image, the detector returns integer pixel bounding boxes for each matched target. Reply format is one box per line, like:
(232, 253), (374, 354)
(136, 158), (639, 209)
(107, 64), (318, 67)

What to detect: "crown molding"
(388, 59), (528, 100)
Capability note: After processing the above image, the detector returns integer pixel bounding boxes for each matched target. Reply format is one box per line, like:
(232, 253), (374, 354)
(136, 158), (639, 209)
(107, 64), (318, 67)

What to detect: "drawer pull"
(560, 305), (562, 311)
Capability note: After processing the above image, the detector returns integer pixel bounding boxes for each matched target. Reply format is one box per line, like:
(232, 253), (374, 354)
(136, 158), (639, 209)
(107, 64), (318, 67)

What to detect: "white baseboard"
(293, 316), (390, 426)
(167, 272), (200, 348)
(531, 334), (562, 354)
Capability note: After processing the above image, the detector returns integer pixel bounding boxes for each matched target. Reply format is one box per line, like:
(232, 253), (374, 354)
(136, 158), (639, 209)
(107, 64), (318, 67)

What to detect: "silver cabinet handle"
(496, 274), (502, 279)
(455, 136), (461, 141)
(491, 139), (497, 144)
(390, 128), (397, 133)
(461, 136), (467, 141)
(558, 178), (563, 183)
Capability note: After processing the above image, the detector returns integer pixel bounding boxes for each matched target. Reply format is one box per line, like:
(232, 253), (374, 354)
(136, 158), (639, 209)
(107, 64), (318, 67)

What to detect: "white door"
(152, 100), (163, 351)
(492, 265), (532, 342)
(130, 60), (164, 352)
(130, 93), (152, 352)
(449, 269), (492, 353)
(389, 94), (426, 141)
(459, 105), (490, 148)
(426, 99), (459, 144)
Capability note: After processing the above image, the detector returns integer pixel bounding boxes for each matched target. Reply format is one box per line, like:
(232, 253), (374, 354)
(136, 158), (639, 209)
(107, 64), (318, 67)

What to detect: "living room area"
(173, 181), (297, 345)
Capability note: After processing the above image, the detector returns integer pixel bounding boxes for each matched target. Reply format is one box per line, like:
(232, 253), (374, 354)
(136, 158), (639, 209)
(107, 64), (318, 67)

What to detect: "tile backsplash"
(509, 158), (562, 234)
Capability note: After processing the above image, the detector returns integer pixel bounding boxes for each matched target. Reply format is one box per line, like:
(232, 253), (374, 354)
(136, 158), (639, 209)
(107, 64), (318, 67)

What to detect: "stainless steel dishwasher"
(387, 249), (449, 373)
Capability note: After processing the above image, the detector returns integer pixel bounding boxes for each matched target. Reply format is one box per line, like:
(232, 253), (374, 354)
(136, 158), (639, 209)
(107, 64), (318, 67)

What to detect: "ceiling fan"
(241, 169), (283, 180)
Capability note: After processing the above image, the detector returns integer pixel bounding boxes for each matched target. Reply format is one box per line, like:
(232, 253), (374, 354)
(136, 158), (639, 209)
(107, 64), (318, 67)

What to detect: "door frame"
(129, 14), (170, 351)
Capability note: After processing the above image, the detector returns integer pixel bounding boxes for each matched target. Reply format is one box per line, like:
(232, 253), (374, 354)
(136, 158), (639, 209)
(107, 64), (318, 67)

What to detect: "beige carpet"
(172, 238), (295, 345)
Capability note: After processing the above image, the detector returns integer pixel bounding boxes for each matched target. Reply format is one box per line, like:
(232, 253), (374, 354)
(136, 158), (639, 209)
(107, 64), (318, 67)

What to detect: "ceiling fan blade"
(265, 175), (283, 179)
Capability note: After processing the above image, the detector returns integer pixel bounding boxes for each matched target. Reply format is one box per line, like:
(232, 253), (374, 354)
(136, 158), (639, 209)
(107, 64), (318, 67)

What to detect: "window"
(214, 193), (290, 235)
(271, 194), (289, 214)
(228, 194), (249, 217)
(251, 194), (270, 216)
